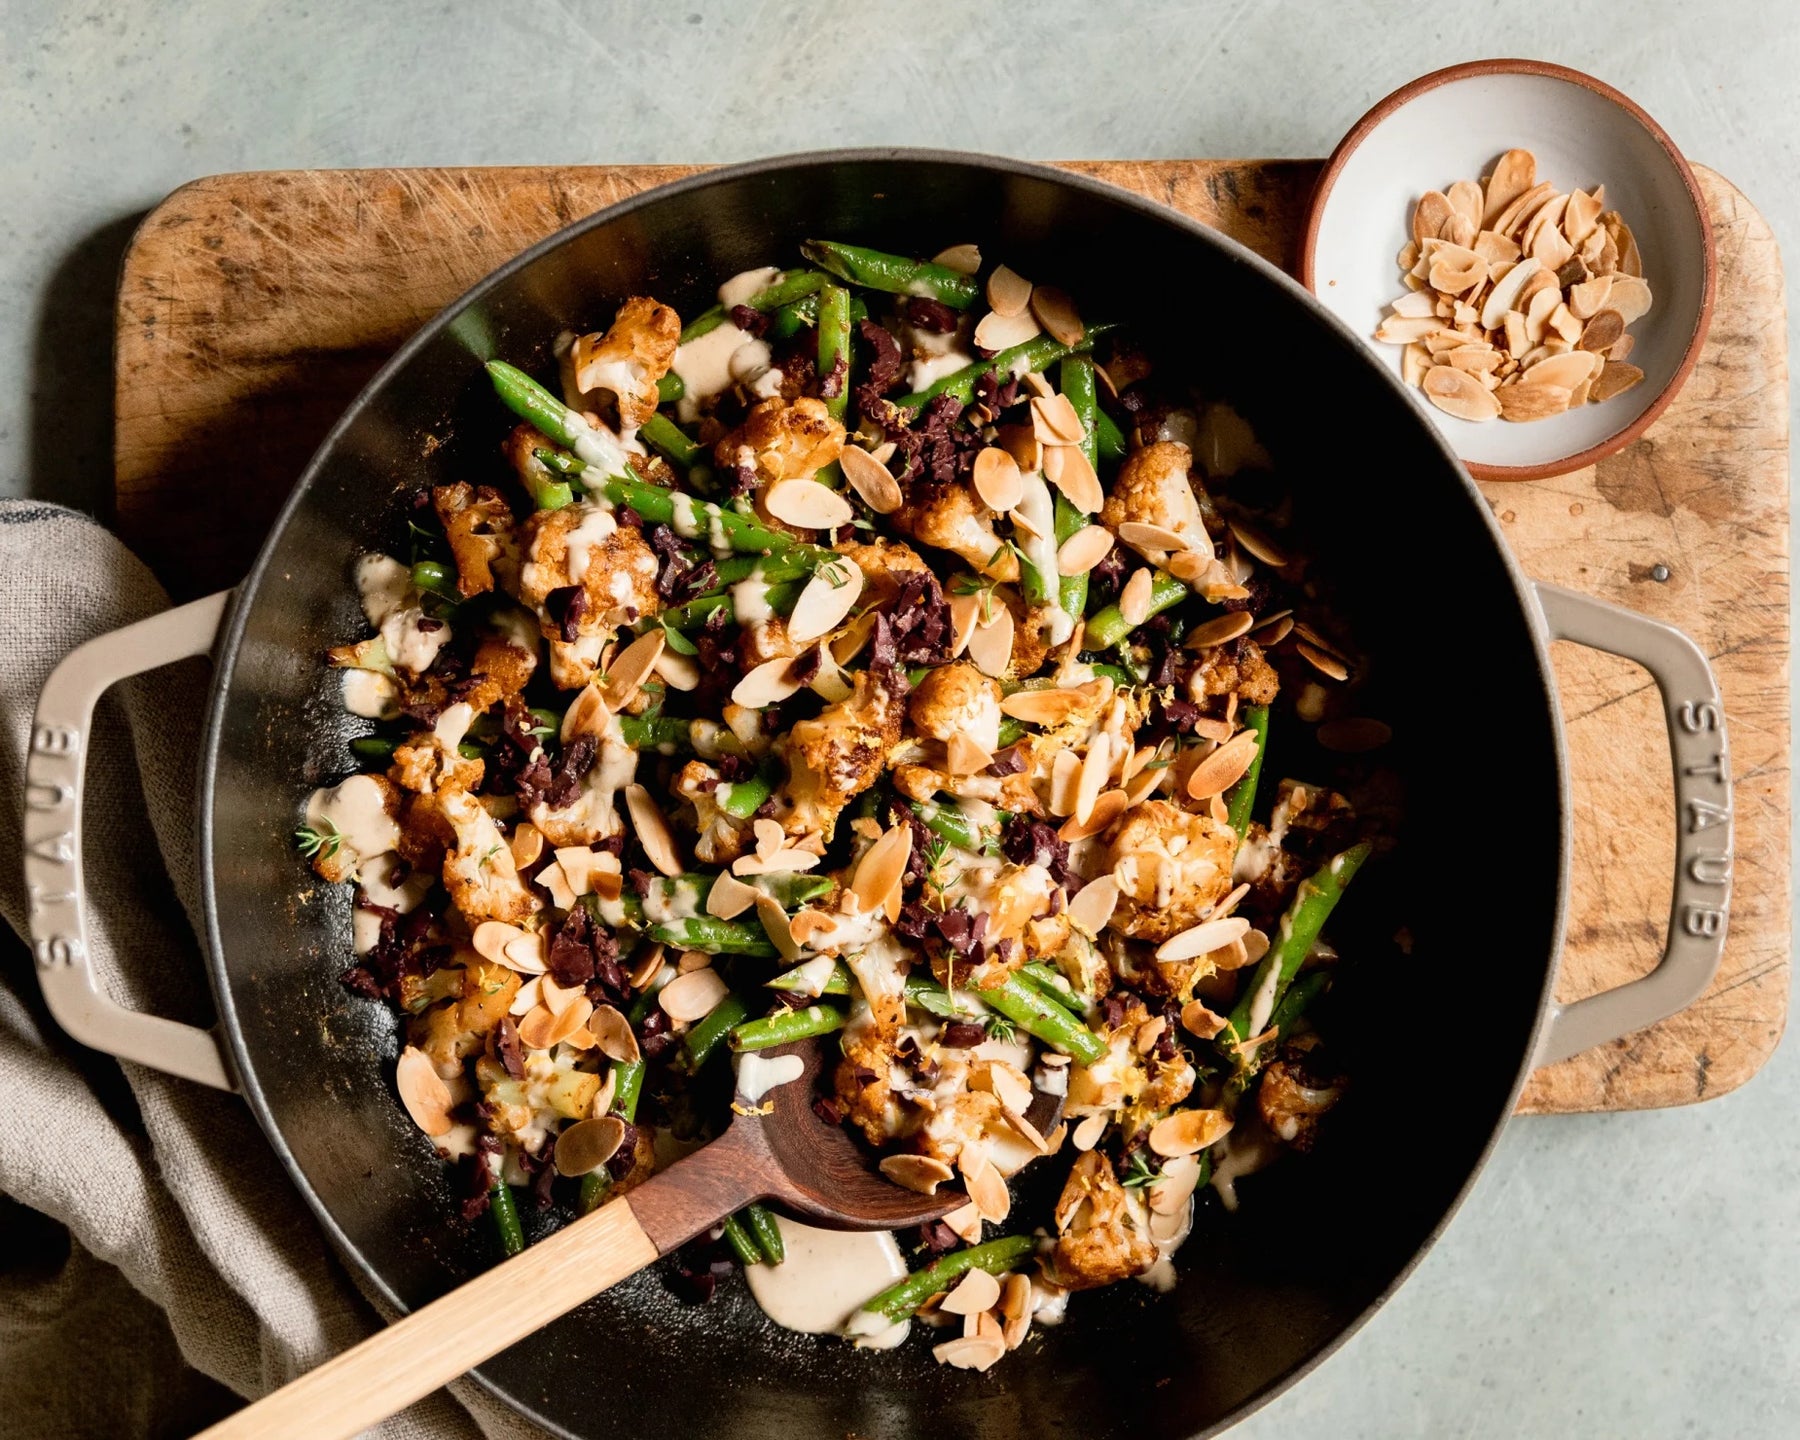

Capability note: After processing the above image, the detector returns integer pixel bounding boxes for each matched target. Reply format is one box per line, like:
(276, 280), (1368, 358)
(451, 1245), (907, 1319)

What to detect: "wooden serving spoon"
(196, 1039), (960, 1440)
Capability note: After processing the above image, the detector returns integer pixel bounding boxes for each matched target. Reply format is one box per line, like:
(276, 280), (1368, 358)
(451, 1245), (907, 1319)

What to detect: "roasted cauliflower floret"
(738, 613), (803, 667)
(1101, 801), (1236, 946)
(438, 787), (541, 924)
(432, 482), (517, 597)
(1188, 638), (1280, 708)
(715, 396), (845, 489)
(390, 703), (484, 797)
(835, 1028), (908, 1147)
(915, 1090), (1005, 1169)
(302, 774), (401, 885)
(777, 672), (903, 843)
(675, 759), (752, 865)
(514, 502), (661, 688)
(568, 295), (681, 431)
(1255, 1036), (1346, 1152)
(1100, 442), (1211, 559)
(907, 660), (1002, 750)
(453, 618), (539, 715)
(1046, 1151), (1156, 1290)
(837, 536), (934, 609)
(409, 957), (522, 1070)
(893, 484), (1019, 582)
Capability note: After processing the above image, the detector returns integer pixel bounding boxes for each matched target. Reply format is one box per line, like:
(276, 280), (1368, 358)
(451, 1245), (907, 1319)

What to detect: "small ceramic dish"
(1301, 59), (1715, 481)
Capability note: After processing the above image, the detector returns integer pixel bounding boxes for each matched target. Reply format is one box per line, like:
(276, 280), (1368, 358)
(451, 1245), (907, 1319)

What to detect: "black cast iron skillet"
(24, 150), (1732, 1438)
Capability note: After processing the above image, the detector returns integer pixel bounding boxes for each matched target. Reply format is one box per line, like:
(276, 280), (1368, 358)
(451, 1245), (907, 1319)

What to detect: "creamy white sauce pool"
(341, 668), (398, 720)
(304, 774), (400, 878)
(744, 1216), (907, 1340)
(734, 1050), (804, 1103)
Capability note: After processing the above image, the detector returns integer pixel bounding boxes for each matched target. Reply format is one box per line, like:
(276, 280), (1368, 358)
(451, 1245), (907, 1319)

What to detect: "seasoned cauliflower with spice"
(1100, 801), (1236, 945)
(716, 395), (845, 488)
(1100, 441), (1212, 556)
(568, 295), (681, 431)
(777, 672), (903, 843)
(432, 482), (517, 597)
(438, 788), (541, 924)
(513, 502), (661, 688)
(1046, 1151), (1156, 1290)
(908, 660), (1002, 750)
(893, 483), (1019, 582)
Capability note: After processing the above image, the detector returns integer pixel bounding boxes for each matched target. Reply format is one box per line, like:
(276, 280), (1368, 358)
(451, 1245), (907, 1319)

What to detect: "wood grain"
(112, 161), (1788, 1114)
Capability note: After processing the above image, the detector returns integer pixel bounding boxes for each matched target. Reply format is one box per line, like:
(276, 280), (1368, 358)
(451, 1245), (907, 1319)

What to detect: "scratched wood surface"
(112, 161), (1788, 1113)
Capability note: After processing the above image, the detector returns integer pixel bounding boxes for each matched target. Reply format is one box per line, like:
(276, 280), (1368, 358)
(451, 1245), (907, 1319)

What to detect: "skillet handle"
(23, 590), (237, 1091)
(1530, 583), (1732, 1067)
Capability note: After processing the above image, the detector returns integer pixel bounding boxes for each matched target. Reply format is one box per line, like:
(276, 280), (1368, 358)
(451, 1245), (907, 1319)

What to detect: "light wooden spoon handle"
(196, 1197), (658, 1440)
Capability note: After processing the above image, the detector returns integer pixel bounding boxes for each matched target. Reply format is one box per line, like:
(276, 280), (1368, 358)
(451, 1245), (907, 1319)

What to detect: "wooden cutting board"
(112, 160), (1790, 1114)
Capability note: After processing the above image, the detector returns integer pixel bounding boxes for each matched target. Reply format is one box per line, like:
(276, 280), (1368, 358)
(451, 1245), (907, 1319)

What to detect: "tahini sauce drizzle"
(745, 1215), (909, 1346)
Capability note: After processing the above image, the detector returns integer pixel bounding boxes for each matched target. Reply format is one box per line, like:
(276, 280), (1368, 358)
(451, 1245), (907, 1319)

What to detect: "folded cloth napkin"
(0, 501), (546, 1440)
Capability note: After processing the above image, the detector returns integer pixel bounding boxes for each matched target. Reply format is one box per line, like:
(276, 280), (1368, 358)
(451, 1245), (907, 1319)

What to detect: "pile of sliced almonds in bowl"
(1375, 147), (1652, 422)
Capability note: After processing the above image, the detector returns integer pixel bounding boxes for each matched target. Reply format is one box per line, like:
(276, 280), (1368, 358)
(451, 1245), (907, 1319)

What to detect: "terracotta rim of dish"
(1299, 57), (1717, 483)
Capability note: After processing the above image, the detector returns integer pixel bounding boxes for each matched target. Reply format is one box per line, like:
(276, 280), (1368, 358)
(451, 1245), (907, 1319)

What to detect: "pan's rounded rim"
(197, 145), (1567, 1440)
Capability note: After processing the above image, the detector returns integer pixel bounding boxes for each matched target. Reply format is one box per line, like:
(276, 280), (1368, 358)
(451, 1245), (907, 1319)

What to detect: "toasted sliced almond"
(1427, 242), (1486, 295)
(970, 1059), (1034, 1116)
(395, 1046), (453, 1136)
(881, 1153), (956, 1194)
(940, 1267), (1003, 1315)
(560, 682), (609, 742)
(1118, 568), (1154, 627)
(624, 783), (682, 877)
(966, 603), (1014, 679)
(1482, 149), (1537, 224)
(941, 1200), (984, 1244)
(1445, 179), (1483, 226)
(1576, 307), (1625, 353)
(1389, 289), (1437, 319)
(1000, 686), (1081, 727)
(588, 1004), (641, 1064)
(1117, 520), (1191, 553)
(1055, 524), (1114, 577)
(1072, 1112), (1108, 1151)
(502, 931), (549, 975)
(788, 559), (865, 644)
(1478, 256), (1542, 330)
(1227, 519), (1287, 567)
(986, 264), (1033, 317)
(1048, 747), (1082, 817)
(932, 1335), (1005, 1371)
(840, 446), (903, 513)
(1412, 189), (1453, 245)
(1492, 180), (1555, 240)
(659, 966), (729, 1023)
(539, 973), (584, 1017)
(973, 446), (1025, 512)
(1250, 613), (1294, 647)
(1185, 727), (1259, 799)
(1521, 350), (1600, 391)
(472, 920), (525, 966)
(975, 308), (1040, 352)
(933, 243), (982, 275)
(731, 655), (804, 709)
(1498, 382), (1572, 422)
(1074, 732), (1112, 824)
(705, 871), (761, 920)
(1180, 999), (1229, 1039)
(1374, 314), (1451, 345)
(947, 591), (982, 659)
(852, 825), (913, 914)
(1590, 361), (1645, 402)
(1296, 641), (1350, 681)
(999, 1272), (1032, 1348)
(766, 479), (855, 530)
(1028, 285), (1084, 346)
(627, 943), (665, 991)
(1421, 366), (1501, 422)
(1148, 1107), (1233, 1158)
(1155, 915), (1251, 963)
(518, 996), (591, 1050)
(1186, 611), (1255, 648)
(1067, 875), (1119, 937)
(1042, 441), (1103, 513)
(1021, 371), (1055, 400)
(946, 733), (994, 775)
(1031, 393), (1085, 447)
(965, 1156), (1011, 1222)
(1057, 787), (1127, 842)
(554, 1115), (627, 1177)
(753, 892), (801, 962)
(1607, 275), (1652, 324)
(598, 630), (663, 712)
(1563, 187), (1603, 246)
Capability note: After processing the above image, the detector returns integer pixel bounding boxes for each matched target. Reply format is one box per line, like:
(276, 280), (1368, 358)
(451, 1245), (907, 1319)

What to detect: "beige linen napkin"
(0, 500), (544, 1440)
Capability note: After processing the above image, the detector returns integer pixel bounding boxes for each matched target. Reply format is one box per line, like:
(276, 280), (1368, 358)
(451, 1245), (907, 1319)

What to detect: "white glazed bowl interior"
(1309, 69), (1708, 474)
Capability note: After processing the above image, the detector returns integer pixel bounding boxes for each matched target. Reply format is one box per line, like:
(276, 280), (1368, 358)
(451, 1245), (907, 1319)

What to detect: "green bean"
(852, 1235), (1037, 1323)
(766, 965), (960, 1022)
(1224, 705), (1270, 840)
(609, 985), (659, 1126)
(911, 800), (1005, 857)
(800, 240), (980, 310)
(636, 575), (806, 639)
(896, 323), (1118, 410)
(1226, 843), (1372, 1043)
(680, 305), (727, 344)
(1088, 662), (1139, 688)
(350, 735), (397, 767)
(640, 413), (704, 469)
(1084, 569), (1190, 650)
(657, 372), (685, 404)
(984, 975), (1107, 1064)
(1056, 356), (1099, 623)
(657, 918), (778, 959)
(487, 362), (632, 481)
(766, 293), (820, 341)
(768, 960), (854, 995)
(535, 446), (585, 477)
(818, 283), (853, 422)
(1095, 408), (1127, 465)
(998, 718), (1025, 748)
(577, 1170), (610, 1215)
(489, 1182), (525, 1257)
(684, 991), (752, 1068)
(1017, 961), (1084, 1014)
(721, 1212), (764, 1267)
(745, 1202), (785, 1264)
(602, 478), (841, 573)
(410, 560), (461, 603)
(618, 714), (693, 753)
(515, 440), (576, 512)
(1269, 969), (1330, 1041)
(729, 1003), (846, 1052)
(719, 760), (778, 820)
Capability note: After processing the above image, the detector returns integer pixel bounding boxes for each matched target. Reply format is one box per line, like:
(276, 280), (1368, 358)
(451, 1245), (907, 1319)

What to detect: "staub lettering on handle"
(25, 722), (83, 971)
(1676, 697), (1729, 945)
